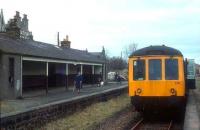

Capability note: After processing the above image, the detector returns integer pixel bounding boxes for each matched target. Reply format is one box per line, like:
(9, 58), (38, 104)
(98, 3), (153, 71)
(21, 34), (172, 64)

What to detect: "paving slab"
(184, 90), (200, 130)
(0, 82), (127, 118)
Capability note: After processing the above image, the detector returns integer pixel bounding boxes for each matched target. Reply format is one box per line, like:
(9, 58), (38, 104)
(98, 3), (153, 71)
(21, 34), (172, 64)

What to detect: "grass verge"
(0, 101), (16, 114)
(40, 94), (130, 130)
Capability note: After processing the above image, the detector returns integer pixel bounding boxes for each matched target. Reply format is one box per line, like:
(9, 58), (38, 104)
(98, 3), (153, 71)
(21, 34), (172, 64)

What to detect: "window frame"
(133, 59), (146, 81)
(148, 59), (162, 80)
(165, 58), (179, 80)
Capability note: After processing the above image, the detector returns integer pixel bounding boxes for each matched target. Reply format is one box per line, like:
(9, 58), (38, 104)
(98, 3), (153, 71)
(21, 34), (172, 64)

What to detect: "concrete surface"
(184, 90), (200, 130)
(0, 82), (127, 118)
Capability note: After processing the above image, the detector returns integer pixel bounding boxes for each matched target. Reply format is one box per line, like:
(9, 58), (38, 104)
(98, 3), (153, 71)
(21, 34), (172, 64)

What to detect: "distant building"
(196, 63), (200, 77)
(0, 9), (33, 40)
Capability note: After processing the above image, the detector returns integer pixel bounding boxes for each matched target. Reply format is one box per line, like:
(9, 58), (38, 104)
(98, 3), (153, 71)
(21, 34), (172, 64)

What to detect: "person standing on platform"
(97, 72), (104, 87)
(74, 72), (82, 94)
(97, 75), (102, 87)
(80, 73), (83, 89)
(117, 75), (122, 84)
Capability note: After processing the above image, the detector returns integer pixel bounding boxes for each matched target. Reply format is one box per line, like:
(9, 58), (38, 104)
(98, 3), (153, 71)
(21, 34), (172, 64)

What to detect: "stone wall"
(0, 54), (22, 99)
(0, 53), (3, 99)
(1, 87), (127, 130)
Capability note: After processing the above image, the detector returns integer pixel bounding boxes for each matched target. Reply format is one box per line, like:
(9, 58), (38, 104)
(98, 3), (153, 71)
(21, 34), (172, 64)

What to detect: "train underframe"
(131, 96), (186, 113)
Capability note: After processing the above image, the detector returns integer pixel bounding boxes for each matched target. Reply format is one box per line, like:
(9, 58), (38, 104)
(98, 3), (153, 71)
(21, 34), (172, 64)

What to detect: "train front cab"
(129, 56), (186, 111)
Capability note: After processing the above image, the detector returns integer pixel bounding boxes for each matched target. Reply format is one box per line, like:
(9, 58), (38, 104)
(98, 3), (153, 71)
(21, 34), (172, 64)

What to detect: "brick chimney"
(21, 14), (28, 31)
(14, 11), (21, 28)
(61, 35), (71, 48)
(6, 18), (20, 39)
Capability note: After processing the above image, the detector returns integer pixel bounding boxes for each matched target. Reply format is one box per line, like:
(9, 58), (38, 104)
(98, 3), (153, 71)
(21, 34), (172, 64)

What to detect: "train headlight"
(137, 88), (142, 94)
(170, 88), (176, 95)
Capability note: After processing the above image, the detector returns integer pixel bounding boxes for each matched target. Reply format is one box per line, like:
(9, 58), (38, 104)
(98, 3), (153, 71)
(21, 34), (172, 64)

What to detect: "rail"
(131, 119), (173, 130)
(131, 118), (143, 130)
(168, 120), (173, 130)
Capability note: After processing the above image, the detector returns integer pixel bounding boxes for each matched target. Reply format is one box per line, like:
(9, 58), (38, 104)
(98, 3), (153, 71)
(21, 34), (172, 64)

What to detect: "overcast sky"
(1, 0), (200, 63)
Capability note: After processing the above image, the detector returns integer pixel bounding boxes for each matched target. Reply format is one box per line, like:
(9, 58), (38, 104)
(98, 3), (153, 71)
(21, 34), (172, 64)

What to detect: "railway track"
(131, 118), (173, 130)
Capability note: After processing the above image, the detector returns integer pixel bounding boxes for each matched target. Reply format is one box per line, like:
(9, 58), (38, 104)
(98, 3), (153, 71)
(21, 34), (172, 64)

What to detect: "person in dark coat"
(97, 73), (103, 87)
(117, 75), (122, 84)
(74, 72), (82, 94)
(115, 72), (119, 81)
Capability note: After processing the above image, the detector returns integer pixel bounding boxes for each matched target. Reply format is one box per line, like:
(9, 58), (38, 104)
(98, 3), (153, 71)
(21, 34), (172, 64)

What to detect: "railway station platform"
(184, 90), (200, 130)
(1, 82), (127, 119)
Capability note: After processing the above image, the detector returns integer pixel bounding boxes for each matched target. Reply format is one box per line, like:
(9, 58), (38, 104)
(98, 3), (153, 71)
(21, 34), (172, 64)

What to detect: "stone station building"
(0, 10), (106, 99)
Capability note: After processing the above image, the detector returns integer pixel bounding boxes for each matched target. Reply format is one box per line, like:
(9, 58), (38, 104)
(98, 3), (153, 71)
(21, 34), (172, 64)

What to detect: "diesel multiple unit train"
(128, 45), (194, 112)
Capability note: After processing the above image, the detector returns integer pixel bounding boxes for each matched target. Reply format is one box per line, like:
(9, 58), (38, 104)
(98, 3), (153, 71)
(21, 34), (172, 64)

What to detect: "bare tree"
(107, 56), (127, 71)
(104, 47), (110, 60)
(123, 42), (138, 60)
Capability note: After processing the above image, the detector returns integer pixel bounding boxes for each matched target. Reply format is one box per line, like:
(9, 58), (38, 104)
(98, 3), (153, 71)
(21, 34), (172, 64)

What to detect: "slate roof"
(0, 35), (105, 63)
(130, 45), (183, 57)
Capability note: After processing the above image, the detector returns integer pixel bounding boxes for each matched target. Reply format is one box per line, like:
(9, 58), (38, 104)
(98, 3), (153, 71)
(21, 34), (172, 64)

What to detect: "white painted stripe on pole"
(46, 62), (48, 76)
(20, 56), (23, 97)
(66, 64), (68, 75)
(80, 64), (83, 75)
(92, 65), (94, 74)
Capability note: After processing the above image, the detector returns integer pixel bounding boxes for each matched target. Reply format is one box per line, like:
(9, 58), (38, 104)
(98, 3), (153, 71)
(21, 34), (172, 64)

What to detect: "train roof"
(129, 45), (183, 57)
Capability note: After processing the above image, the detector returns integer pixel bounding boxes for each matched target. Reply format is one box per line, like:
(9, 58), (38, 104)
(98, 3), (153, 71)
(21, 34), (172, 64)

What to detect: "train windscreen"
(165, 59), (178, 80)
(133, 60), (145, 80)
(149, 59), (162, 80)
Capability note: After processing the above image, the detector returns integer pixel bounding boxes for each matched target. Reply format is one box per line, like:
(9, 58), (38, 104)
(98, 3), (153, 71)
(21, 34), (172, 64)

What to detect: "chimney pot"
(23, 14), (27, 19)
(16, 11), (20, 16)
(61, 35), (71, 48)
(66, 35), (68, 41)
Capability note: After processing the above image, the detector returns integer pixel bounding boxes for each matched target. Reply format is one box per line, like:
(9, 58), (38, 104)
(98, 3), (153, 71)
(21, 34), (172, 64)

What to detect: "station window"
(149, 59), (162, 80)
(133, 60), (145, 80)
(165, 59), (178, 80)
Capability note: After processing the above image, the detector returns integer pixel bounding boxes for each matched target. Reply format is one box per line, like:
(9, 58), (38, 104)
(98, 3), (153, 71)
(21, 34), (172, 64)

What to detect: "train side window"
(165, 59), (178, 80)
(133, 60), (145, 80)
(149, 59), (162, 80)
